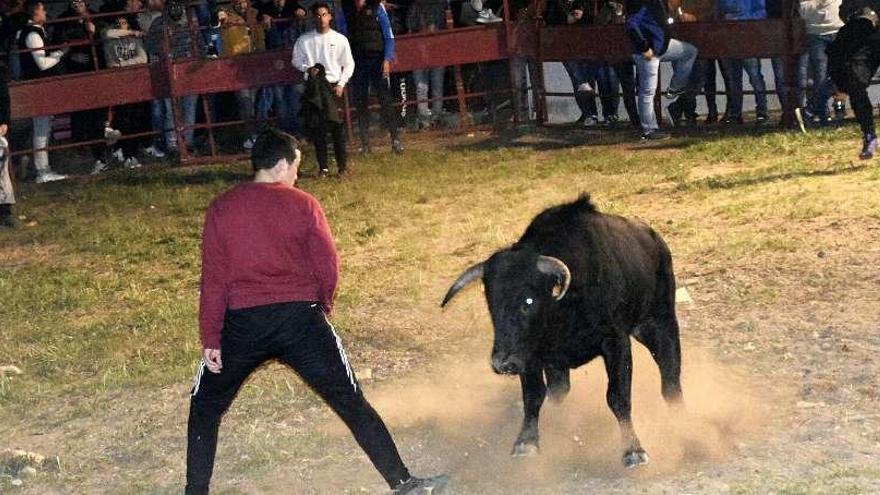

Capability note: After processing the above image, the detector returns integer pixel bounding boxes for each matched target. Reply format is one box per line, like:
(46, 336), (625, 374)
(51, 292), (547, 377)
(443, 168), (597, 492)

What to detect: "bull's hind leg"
(634, 314), (683, 404)
(601, 336), (648, 468)
(512, 371), (546, 457)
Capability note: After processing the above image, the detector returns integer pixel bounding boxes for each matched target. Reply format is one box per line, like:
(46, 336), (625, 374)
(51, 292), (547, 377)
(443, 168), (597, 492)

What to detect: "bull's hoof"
(511, 442), (540, 457)
(546, 385), (569, 404)
(622, 449), (649, 468)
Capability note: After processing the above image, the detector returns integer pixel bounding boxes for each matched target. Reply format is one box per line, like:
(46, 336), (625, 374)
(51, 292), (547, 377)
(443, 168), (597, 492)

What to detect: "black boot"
(0, 204), (19, 228)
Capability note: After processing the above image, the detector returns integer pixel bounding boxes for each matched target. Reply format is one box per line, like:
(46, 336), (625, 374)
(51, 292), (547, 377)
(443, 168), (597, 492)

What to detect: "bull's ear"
(441, 262), (485, 308)
(536, 256), (571, 301)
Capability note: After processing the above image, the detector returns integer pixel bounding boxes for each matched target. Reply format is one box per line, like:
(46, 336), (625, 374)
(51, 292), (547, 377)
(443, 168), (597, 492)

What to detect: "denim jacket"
(717, 0), (767, 20)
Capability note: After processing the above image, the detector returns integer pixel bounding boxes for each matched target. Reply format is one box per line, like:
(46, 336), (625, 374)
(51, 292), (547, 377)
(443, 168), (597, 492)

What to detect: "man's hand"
(203, 348), (223, 373)
(334, 84), (345, 97)
(85, 21), (96, 35)
(308, 65), (320, 77)
(262, 15), (272, 29)
(643, 48), (654, 61)
(680, 12), (696, 22)
(0, 124), (8, 137)
(381, 60), (391, 79)
(295, 7), (306, 17)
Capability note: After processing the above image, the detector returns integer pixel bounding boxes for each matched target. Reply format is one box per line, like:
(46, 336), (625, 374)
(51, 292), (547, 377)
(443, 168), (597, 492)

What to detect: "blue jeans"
(633, 38), (698, 133)
(720, 58), (768, 119)
(257, 83), (303, 135)
(800, 33), (837, 117)
(152, 95), (198, 151)
(412, 66), (445, 122)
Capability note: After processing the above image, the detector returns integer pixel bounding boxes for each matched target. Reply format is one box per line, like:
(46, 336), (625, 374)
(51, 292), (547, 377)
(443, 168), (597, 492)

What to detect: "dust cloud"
(314, 344), (777, 493)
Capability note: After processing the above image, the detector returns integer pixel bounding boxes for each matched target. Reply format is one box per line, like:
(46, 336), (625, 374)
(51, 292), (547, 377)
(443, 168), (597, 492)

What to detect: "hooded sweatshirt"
(800, 0), (845, 34)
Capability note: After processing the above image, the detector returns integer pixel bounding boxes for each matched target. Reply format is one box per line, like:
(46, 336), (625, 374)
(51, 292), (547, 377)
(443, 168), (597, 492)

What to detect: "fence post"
(162, 21), (188, 162)
(503, 0), (523, 125)
(532, 0), (548, 125)
(781, 0), (798, 128)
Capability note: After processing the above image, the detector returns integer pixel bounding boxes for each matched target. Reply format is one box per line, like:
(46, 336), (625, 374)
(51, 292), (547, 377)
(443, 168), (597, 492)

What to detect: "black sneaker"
(721, 115), (744, 126)
(318, 168), (330, 178)
(704, 112), (719, 125)
(664, 87), (685, 100)
(391, 138), (405, 154)
(0, 213), (19, 228)
(392, 475), (449, 494)
(641, 131), (671, 141)
(833, 99), (846, 122)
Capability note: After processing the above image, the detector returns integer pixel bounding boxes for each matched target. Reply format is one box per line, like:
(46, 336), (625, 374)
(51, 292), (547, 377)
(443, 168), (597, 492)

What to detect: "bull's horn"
(441, 262), (485, 307)
(537, 256), (571, 301)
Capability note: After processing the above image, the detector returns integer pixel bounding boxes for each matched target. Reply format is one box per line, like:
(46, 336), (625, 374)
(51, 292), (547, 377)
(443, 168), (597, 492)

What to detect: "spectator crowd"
(0, 0), (874, 225)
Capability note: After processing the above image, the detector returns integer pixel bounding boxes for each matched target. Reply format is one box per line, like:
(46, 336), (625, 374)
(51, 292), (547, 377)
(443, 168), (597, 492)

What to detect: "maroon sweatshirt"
(198, 182), (339, 349)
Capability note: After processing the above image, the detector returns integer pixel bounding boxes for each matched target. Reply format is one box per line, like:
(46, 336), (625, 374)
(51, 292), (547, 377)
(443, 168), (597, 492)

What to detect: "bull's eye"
(520, 297), (534, 315)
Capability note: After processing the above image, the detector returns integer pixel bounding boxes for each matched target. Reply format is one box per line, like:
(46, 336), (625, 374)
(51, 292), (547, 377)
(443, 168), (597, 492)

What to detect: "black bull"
(441, 196), (682, 468)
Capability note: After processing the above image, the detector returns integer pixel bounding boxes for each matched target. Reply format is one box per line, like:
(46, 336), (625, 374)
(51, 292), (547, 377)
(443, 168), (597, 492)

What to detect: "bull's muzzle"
(492, 354), (525, 375)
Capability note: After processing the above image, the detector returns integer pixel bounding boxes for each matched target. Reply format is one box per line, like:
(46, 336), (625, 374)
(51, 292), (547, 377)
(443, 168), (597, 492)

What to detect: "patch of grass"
(2, 124), (880, 491)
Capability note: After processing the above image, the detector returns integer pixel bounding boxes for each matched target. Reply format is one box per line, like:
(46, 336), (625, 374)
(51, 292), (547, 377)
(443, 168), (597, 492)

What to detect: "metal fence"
(5, 0), (806, 178)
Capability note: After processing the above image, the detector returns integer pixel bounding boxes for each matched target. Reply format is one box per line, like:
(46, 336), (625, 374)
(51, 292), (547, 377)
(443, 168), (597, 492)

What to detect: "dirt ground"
(240, 203), (880, 493)
(3, 129), (880, 494)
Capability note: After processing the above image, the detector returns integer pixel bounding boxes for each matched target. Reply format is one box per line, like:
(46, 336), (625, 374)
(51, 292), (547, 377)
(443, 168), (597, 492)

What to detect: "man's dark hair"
(24, 0), (43, 19)
(311, 1), (332, 16)
(251, 128), (298, 173)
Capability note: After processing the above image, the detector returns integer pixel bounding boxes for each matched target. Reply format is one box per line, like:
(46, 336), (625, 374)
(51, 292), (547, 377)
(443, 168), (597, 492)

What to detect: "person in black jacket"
(340, 0), (403, 154)
(828, 6), (880, 158)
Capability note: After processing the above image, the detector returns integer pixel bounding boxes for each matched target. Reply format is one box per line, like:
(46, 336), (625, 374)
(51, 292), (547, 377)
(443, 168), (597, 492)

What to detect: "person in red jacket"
(186, 128), (448, 495)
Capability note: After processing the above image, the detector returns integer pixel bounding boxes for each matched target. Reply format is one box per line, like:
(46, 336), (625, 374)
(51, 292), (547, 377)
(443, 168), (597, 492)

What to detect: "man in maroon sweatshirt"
(186, 128), (448, 494)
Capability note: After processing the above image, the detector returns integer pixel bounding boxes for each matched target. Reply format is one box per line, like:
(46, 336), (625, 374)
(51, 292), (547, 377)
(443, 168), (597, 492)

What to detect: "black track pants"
(849, 84), (876, 136)
(185, 301), (410, 494)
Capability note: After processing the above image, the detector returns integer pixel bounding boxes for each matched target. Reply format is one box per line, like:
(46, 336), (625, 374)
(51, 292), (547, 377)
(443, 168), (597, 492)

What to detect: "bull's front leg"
(601, 336), (649, 468)
(512, 370), (546, 457)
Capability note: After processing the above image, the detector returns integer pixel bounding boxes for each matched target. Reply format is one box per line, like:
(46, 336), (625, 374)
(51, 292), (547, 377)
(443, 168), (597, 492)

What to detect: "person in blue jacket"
(625, 0), (698, 139)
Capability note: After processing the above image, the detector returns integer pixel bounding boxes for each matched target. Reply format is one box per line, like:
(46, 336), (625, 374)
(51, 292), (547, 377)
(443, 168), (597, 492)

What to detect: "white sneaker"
(476, 8), (503, 23)
(36, 171), (68, 183)
(582, 116), (600, 127)
(124, 157), (142, 169)
(144, 145), (166, 158)
(576, 82), (594, 93)
(243, 137), (256, 151)
(92, 159), (109, 175)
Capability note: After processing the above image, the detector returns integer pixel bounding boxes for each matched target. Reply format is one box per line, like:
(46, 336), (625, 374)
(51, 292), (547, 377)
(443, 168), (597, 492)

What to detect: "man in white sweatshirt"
(800, 0), (847, 124)
(291, 2), (354, 177)
(16, 0), (67, 183)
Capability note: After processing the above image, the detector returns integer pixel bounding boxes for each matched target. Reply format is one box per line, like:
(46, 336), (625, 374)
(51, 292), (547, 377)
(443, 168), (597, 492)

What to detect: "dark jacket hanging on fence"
(300, 64), (341, 130)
